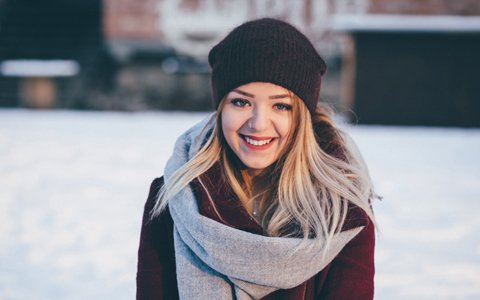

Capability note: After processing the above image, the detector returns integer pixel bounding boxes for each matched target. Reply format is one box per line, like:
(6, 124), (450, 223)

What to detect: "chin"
(240, 159), (274, 172)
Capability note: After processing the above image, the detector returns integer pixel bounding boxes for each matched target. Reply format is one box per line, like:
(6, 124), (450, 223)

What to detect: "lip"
(240, 134), (276, 140)
(239, 134), (276, 151)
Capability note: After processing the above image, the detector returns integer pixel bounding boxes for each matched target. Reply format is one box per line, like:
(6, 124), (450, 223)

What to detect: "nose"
(248, 107), (269, 132)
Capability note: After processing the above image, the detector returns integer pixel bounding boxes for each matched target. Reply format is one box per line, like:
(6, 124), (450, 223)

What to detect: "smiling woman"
(137, 18), (377, 300)
(222, 82), (293, 172)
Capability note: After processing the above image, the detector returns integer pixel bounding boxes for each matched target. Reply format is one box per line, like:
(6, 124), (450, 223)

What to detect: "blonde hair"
(151, 92), (376, 251)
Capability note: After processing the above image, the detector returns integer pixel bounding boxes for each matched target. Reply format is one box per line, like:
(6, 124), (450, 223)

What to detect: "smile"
(244, 136), (273, 146)
(240, 134), (276, 150)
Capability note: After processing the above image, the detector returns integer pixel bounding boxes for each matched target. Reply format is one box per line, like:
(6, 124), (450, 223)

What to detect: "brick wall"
(103, 0), (163, 40)
(368, 0), (480, 15)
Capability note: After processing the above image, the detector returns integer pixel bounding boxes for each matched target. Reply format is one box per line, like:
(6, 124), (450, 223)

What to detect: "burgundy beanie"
(208, 18), (327, 114)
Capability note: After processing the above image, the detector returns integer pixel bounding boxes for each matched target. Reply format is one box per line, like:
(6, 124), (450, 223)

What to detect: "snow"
(1, 109), (479, 299)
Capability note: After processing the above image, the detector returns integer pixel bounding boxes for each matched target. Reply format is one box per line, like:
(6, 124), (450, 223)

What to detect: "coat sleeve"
(136, 177), (179, 300)
(316, 207), (375, 300)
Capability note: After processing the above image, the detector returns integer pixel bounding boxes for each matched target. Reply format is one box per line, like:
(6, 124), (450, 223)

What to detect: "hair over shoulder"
(152, 93), (376, 255)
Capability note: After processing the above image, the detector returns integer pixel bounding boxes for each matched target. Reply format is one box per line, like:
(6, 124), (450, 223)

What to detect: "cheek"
(221, 110), (233, 134)
(221, 110), (241, 144)
(278, 116), (292, 139)
(274, 116), (293, 152)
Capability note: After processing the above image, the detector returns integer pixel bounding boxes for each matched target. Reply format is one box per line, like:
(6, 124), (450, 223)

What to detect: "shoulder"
(313, 204), (375, 297)
(149, 177), (165, 196)
(137, 178), (178, 299)
(342, 203), (373, 231)
(142, 177), (172, 228)
(144, 177), (164, 211)
(138, 177), (174, 259)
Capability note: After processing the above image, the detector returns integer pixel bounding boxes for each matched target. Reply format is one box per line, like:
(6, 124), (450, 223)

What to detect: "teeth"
(244, 136), (273, 146)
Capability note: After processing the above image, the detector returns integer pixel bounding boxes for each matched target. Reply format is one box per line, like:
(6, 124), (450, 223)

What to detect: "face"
(221, 82), (293, 175)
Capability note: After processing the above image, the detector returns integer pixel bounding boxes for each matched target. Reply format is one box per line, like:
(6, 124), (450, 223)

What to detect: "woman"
(137, 18), (377, 300)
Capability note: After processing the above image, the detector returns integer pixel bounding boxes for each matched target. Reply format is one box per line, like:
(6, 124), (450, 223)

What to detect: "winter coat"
(136, 162), (375, 300)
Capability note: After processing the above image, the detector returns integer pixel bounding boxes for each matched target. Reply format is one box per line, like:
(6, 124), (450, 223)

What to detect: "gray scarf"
(165, 114), (364, 300)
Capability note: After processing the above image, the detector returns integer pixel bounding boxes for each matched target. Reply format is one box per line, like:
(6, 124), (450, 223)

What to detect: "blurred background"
(1, 0), (479, 125)
(1, 0), (480, 299)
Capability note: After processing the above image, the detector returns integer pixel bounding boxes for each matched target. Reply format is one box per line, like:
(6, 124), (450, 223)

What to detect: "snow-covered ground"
(1, 109), (479, 300)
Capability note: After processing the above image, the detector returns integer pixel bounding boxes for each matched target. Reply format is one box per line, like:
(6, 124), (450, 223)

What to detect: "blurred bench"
(0, 60), (80, 108)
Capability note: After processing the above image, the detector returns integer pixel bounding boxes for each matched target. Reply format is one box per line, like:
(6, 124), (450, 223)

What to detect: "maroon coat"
(136, 164), (375, 300)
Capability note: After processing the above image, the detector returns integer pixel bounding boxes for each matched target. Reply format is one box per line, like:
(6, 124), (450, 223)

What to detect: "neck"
(246, 167), (262, 178)
(240, 164), (277, 221)
(251, 175), (271, 222)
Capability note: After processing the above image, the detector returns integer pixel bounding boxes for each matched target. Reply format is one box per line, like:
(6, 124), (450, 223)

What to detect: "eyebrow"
(232, 89), (290, 99)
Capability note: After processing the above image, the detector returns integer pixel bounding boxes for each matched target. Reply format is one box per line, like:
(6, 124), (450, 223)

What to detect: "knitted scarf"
(165, 114), (364, 300)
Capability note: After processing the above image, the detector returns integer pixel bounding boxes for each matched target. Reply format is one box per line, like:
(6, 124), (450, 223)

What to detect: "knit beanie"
(208, 18), (327, 114)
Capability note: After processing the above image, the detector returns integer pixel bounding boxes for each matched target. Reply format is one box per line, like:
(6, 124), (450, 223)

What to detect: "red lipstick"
(239, 134), (276, 151)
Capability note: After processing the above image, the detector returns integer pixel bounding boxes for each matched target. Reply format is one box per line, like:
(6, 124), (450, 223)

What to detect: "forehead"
(228, 82), (290, 98)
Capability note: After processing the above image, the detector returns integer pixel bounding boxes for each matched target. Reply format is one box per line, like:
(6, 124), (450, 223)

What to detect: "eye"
(230, 98), (250, 107)
(274, 103), (292, 111)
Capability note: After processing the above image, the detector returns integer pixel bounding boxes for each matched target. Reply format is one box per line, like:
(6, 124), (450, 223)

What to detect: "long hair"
(151, 93), (376, 252)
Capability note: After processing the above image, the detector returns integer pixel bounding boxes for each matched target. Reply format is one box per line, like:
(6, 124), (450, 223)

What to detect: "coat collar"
(192, 162), (265, 235)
